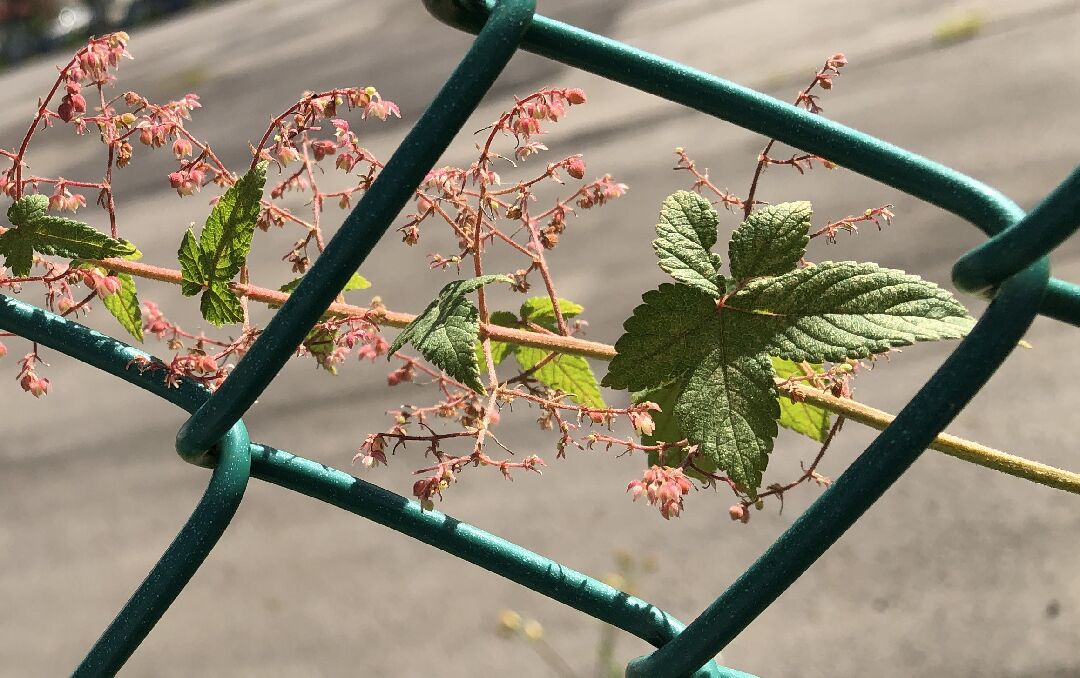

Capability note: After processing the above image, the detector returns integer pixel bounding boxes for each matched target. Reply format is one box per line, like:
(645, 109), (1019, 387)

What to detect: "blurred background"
(2, 1), (1080, 676)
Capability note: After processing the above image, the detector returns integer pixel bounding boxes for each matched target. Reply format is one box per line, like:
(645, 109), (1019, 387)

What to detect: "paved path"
(2, 1), (1080, 676)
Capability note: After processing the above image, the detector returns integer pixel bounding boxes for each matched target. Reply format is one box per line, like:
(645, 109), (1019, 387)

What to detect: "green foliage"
(516, 346), (605, 408)
(652, 191), (723, 297)
(519, 296), (583, 325)
(389, 275), (510, 393)
(280, 272), (370, 294)
(278, 271), (371, 374)
(476, 297), (604, 408)
(729, 201), (811, 280)
(476, 310), (518, 369)
(771, 358), (831, 442)
(606, 193), (974, 494)
(0, 194), (138, 276)
(177, 162), (267, 326)
(73, 262), (143, 341)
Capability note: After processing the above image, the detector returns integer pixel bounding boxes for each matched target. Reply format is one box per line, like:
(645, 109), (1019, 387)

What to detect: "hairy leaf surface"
(653, 191), (723, 297)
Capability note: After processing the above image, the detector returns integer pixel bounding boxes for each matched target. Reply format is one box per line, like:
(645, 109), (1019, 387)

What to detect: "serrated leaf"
(603, 283), (719, 392)
(199, 162), (267, 281)
(653, 191), (722, 298)
(0, 226), (34, 277)
(1, 195), (137, 276)
(675, 350), (779, 495)
(771, 357), (831, 442)
(200, 282), (244, 327)
(389, 275), (510, 393)
(729, 201), (812, 281)
(72, 262), (143, 341)
(729, 261), (975, 362)
(516, 346), (605, 408)
(177, 163), (267, 326)
(475, 310), (519, 369)
(280, 272), (370, 294)
(519, 297), (584, 325)
(177, 228), (204, 296)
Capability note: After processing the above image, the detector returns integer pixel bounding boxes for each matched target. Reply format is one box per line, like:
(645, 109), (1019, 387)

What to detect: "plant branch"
(91, 255), (1080, 496)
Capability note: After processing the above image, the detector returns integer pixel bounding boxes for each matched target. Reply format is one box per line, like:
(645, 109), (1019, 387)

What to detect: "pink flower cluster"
(16, 353), (49, 398)
(627, 465), (693, 520)
(79, 268), (121, 297)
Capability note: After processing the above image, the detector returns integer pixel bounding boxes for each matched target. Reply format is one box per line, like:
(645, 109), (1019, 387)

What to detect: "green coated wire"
(0, 0), (1075, 675)
(0, 296), (253, 676)
(424, 0), (1080, 327)
(0, 294), (741, 676)
(419, 1), (1068, 675)
(952, 165), (1080, 296)
(175, 0), (536, 463)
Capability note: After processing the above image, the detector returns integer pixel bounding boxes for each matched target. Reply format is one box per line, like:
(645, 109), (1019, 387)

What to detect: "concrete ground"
(2, 1), (1080, 676)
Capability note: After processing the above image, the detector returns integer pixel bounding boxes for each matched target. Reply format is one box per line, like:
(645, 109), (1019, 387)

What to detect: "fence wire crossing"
(3, 1), (1079, 676)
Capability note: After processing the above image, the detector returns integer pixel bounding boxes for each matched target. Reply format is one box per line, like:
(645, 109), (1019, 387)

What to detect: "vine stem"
(94, 256), (1080, 496)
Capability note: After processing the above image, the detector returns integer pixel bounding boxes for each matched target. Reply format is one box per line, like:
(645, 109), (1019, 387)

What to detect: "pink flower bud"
(139, 127), (153, 146)
(100, 275), (122, 297)
(172, 138), (193, 158)
(729, 504), (750, 523)
(565, 156), (586, 180)
(311, 139), (337, 161)
(69, 93), (87, 113)
(564, 88), (587, 105)
(57, 101), (75, 123)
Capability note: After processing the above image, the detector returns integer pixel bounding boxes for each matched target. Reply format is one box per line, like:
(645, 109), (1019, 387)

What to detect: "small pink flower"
(311, 139), (337, 161)
(563, 88), (587, 105)
(565, 156), (586, 180)
(172, 138), (193, 158)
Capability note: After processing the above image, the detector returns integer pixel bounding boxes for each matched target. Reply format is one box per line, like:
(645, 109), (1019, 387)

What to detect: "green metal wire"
(424, 0), (1080, 327)
(175, 0), (535, 462)
(0, 294), (742, 677)
(0, 0), (1077, 676)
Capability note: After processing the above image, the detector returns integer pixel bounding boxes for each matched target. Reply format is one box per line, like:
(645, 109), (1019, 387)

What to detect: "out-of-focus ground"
(3, 1), (1080, 676)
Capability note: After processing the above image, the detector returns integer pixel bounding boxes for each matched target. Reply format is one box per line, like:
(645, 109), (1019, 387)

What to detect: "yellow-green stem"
(97, 256), (1080, 496)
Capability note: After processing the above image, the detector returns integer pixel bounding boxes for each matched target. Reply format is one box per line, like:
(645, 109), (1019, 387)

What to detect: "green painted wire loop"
(0, 296), (252, 676)
(175, 0), (536, 462)
(0, 294), (745, 676)
(952, 165), (1080, 296)
(420, 1), (1069, 675)
(423, 0), (1080, 328)
(0, 1), (1076, 676)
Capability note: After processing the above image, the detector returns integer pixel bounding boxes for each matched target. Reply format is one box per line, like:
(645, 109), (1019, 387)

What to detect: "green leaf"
(1, 195), (138, 276)
(177, 163), (267, 325)
(199, 162), (267, 281)
(280, 272), (370, 294)
(516, 345), (605, 408)
(72, 262), (143, 341)
(0, 226), (34, 277)
(602, 283), (719, 392)
(729, 261), (975, 362)
(519, 297), (584, 325)
(303, 325), (339, 373)
(177, 228), (204, 296)
(475, 310), (519, 369)
(653, 191), (723, 298)
(729, 201), (812, 281)
(771, 357), (831, 442)
(389, 274), (510, 393)
(675, 351), (779, 495)
(200, 282), (244, 327)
